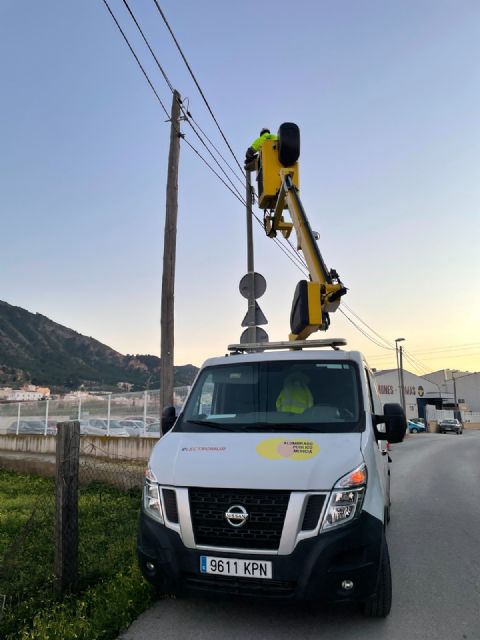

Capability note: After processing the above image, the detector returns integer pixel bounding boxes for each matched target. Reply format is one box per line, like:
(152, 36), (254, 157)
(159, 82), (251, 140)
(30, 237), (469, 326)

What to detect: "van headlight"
(321, 463), (367, 531)
(143, 467), (164, 523)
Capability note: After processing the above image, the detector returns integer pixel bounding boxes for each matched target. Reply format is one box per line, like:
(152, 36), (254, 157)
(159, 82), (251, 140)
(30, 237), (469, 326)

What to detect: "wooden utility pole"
(160, 90), (181, 416)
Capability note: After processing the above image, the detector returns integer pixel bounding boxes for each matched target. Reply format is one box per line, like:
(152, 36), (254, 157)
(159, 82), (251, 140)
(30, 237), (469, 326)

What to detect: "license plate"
(200, 555), (272, 579)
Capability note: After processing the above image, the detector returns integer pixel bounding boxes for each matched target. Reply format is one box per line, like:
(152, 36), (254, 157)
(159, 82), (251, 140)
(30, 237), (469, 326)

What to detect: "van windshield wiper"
(185, 419), (237, 432)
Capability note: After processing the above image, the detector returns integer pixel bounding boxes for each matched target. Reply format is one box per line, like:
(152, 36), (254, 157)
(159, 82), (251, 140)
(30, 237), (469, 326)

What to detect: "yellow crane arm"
(256, 123), (347, 341)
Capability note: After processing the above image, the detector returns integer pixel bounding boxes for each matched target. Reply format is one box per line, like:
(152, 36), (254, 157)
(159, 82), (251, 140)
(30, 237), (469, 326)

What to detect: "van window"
(175, 360), (364, 434)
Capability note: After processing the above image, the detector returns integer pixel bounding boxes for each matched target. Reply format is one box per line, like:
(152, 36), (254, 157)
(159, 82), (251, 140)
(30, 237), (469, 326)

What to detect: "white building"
(422, 370), (480, 413)
(372, 369), (450, 421)
(7, 390), (45, 402)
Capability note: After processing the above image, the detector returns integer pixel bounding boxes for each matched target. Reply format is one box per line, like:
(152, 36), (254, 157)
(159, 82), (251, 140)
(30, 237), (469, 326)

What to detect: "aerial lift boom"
(253, 123), (347, 341)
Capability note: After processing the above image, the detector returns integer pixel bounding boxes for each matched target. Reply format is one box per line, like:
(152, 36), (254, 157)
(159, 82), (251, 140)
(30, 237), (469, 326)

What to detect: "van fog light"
(342, 580), (354, 591)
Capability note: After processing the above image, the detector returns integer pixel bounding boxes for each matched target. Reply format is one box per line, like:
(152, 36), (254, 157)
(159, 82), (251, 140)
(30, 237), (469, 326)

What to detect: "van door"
(364, 366), (390, 515)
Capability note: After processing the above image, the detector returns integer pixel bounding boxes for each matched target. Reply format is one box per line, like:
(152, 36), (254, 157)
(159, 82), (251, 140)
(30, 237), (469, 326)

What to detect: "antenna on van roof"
(227, 338), (347, 354)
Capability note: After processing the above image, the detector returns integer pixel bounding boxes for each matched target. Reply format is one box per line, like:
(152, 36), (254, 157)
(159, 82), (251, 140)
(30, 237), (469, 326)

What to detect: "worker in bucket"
(244, 127), (278, 170)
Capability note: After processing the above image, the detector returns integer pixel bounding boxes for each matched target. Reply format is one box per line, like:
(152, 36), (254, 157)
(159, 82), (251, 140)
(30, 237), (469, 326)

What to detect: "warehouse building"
(372, 369), (452, 421)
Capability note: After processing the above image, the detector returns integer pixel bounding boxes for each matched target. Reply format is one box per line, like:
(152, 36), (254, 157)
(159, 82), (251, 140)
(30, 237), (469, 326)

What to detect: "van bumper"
(137, 510), (384, 602)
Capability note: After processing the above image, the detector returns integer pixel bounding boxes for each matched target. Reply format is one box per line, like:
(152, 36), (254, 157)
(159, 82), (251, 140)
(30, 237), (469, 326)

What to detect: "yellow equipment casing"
(257, 140), (299, 209)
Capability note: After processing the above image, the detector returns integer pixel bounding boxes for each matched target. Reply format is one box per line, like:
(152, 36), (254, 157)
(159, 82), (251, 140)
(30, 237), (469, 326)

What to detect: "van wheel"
(362, 538), (392, 618)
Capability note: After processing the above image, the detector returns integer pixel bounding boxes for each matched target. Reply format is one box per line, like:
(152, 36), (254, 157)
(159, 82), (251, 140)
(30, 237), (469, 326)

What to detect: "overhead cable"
(151, 0), (246, 177)
(101, 0), (247, 207)
(120, 0), (246, 202)
(101, 0), (169, 118)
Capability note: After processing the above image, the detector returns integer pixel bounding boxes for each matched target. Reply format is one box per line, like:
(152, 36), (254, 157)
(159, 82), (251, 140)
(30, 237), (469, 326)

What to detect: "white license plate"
(200, 555), (272, 579)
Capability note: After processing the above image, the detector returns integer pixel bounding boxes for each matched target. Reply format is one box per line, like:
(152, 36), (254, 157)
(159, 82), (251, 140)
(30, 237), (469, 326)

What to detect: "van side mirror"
(373, 403), (407, 444)
(161, 406), (177, 434)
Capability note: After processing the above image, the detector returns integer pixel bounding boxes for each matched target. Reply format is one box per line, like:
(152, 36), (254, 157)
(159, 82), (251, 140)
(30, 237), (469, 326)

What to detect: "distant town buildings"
(0, 385), (51, 402)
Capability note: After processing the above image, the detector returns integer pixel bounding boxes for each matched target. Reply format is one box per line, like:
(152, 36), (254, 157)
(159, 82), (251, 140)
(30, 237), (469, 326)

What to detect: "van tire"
(362, 538), (392, 618)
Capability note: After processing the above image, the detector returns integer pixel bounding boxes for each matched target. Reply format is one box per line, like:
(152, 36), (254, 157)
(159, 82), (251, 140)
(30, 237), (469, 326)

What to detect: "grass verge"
(0, 467), (154, 639)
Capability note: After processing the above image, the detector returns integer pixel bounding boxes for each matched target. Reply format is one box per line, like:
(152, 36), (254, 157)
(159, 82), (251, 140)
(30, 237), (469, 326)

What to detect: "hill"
(0, 300), (198, 391)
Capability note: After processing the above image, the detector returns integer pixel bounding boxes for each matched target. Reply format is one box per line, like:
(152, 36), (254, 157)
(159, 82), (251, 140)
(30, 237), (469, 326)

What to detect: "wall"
(0, 434), (157, 461)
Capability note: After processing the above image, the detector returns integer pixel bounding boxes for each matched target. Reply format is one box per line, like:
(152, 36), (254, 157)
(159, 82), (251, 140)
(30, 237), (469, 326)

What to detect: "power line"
(151, 0), (246, 177)
(341, 303), (393, 349)
(119, 0), (246, 203)
(121, 0), (174, 92)
(101, 0), (169, 118)
(182, 137), (247, 206)
(104, 0), (326, 284)
(339, 309), (395, 350)
(101, 0), (247, 208)
(104, 0), (369, 298)
(188, 112), (246, 189)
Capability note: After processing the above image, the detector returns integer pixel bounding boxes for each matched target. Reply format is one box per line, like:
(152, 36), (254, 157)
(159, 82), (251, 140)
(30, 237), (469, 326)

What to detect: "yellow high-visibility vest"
(251, 132), (278, 152)
(276, 382), (313, 414)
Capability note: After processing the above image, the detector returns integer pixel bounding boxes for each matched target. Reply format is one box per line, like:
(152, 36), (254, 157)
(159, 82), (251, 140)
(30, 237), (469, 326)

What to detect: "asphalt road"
(119, 431), (480, 640)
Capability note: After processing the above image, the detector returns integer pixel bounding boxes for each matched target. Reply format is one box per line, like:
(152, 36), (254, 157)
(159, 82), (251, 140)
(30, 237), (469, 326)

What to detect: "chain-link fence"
(0, 422), (148, 639)
(0, 386), (191, 436)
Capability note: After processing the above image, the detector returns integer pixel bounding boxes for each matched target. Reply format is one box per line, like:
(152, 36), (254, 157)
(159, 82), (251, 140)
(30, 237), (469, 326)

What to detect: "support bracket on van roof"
(227, 338), (347, 354)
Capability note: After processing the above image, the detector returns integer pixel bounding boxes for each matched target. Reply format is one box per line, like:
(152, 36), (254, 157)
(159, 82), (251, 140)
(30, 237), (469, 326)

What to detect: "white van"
(138, 342), (406, 617)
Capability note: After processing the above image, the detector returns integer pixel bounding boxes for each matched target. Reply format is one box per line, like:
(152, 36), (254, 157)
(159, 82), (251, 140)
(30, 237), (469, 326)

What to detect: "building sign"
(377, 384), (420, 397)
(378, 385), (394, 395)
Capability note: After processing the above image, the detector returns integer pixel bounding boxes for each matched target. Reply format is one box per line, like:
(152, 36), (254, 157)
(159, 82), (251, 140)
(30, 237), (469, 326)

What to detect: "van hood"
(149, 431), (363, 491)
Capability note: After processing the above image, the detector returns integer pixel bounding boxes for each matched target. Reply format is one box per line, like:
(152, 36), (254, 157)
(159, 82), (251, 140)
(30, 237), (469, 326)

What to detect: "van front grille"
(189, 488), (290, 550)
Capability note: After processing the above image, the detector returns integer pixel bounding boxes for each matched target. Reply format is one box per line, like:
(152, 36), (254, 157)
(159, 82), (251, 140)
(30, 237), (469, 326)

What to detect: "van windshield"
(175, 360), (364, 434)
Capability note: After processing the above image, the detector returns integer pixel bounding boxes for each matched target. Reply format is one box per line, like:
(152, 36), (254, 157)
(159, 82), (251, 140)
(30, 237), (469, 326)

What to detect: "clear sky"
(1, 0), (479, 377)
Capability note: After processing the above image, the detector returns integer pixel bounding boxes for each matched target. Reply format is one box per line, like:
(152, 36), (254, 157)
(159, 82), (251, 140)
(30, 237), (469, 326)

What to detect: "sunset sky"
(1, 0), (479, 377)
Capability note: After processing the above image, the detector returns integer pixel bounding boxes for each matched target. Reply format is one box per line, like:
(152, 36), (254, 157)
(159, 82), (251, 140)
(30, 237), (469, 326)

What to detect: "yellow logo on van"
(256, 438), (320, 460)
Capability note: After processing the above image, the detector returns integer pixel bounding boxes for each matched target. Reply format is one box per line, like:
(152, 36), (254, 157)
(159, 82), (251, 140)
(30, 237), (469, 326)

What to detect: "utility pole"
(399, 345), (406, 414)
(160, 90), (181, 416)
(395, 337), (406, 414)
(238, 170), (268, 346)
(245, 171), (256, 344)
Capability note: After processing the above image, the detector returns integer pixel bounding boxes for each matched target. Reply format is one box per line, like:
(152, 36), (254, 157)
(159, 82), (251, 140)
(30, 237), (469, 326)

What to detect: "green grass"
(0, 468), (154, 640)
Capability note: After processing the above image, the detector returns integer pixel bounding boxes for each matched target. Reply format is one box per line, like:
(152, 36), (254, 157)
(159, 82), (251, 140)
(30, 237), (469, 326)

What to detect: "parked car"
(143, 421), (161, 438)
(79, 419), (129, 437)
(408, 420), (426, 434)
(438, 418), (463, 434)
(7, 420), (56, 435)
(119, 420), (145, 436)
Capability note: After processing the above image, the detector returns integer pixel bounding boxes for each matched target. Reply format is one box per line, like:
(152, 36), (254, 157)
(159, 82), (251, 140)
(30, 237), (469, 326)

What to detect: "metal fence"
(0, 387), (191, 436)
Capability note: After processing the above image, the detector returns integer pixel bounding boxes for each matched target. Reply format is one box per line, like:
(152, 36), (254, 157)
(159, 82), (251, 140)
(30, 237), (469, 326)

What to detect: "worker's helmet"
(260, 128), (270, 135)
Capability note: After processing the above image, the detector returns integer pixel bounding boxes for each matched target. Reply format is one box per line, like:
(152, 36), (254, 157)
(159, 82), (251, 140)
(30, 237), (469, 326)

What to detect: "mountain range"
(0, 300), (198, 391)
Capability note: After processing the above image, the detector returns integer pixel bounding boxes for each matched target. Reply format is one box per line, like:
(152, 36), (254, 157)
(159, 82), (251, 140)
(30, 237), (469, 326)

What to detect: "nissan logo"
(224, 504), (249, 528)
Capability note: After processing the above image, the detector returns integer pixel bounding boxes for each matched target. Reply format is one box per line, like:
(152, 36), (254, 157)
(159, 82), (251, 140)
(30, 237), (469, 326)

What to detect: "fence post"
(16, 403), (21, 435)
(143, 391), (148, 436)
(55, 420), (80, 596)
(78, 397), (82, 421)
(107, 393), (111, 436)
(44, 399), (50, 437)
